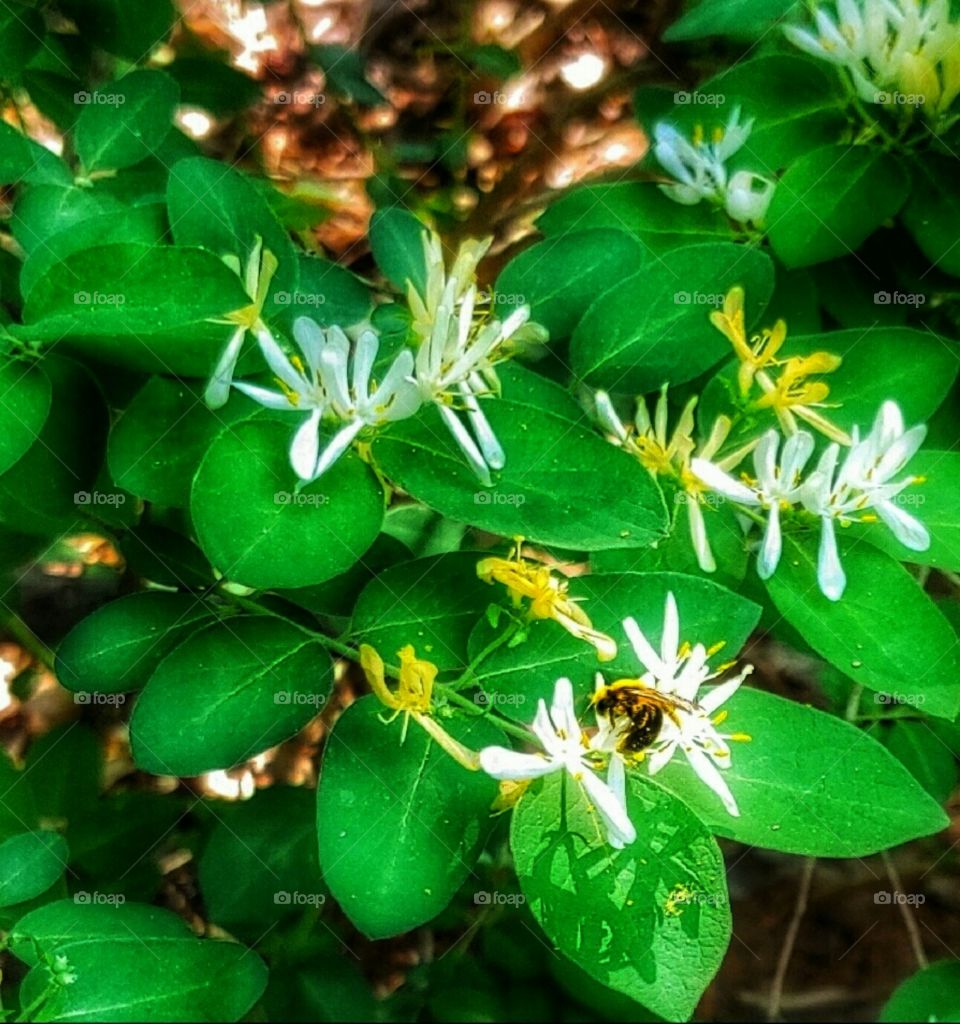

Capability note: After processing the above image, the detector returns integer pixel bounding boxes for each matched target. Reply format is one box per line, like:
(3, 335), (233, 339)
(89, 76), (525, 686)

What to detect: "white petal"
(205, 326), (246, 409)
(578, 766), (636, 847)
(688, 499), (716, 574)
(817, 516), (847, 601)
(351, 329), (379, 401)
(293, 316), (324, 371)
(231, 381), (296, 410)
(646, 736), (678, 776)
(479, 746), (558, 780)
(461, 381), (505, 469)
(290, 408), (323, 481)
(754, 429), (781, 495)
(757, 501), (782, 580)
(550, 678), (581, 741)
(780, 430), (816, 490)
(661, 592), (680, 669)
(594, 391), (628, 442)
(257, 325), (304, 392)
(700, 671), (747, 715)
(622, 615), (665, 678)
(877, 499), (931, 552)
(313, 418), (365, 479)
(690, 458), (760, 506)
(438, 404), (493, 485)
(685, 745), (739, 817)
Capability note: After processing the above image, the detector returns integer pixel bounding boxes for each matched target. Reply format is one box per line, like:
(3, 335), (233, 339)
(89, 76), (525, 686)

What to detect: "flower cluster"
(209, 230), (546, 485)
(653, 107), (777, 226)
(785, 0), (960, 128)
(478, 593), (752, 847)
(693, 402), (929, 600)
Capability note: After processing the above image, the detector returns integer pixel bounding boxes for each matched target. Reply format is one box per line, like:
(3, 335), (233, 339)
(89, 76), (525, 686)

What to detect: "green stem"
(2, 613), (55, 671)
(436, 684), (534, 744)
(449, 619), (521, 690)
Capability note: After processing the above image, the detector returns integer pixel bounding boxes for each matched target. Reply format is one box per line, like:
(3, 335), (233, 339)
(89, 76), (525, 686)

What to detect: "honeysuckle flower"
(359, 643), (481, 769)
(205, 238), (278, 410)
(692, 429), (816, 580)
(408, 230), (548, 486)
(593, 388), (755, 573)
(593, 594), (752, 817)
(234, 319), (420, 483)
(710, 287), (851, 445)
(653, 109), (776, 224)
(479, 677), (636, 849)
(784, 0), (960, 126)
(477, 542), (617, 660)
(800, 400), (930, 600)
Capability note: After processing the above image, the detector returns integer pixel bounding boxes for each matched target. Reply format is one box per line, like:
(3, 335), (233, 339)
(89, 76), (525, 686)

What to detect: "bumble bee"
(592, 680), (692, 757)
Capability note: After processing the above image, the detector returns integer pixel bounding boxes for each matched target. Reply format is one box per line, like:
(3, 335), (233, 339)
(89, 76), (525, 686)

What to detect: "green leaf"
(369, 207), (427, 294)
(59, 0), (175, 60)
(512, 773), (730, 1022)
(0, 831), (68, 907)
(373, 365), (668, 551)
(167, 156), (299, 300)
(465, 43), (521, 78)
(316, 695), (500, 938)
(23, 724), (102, 824)
(883, 719), (958, 803)
(310, 44), (385, 106)
(764, 534), (960, 720)
(264, 961), (379, 1024)
(108, 376), (252, 507)
(470, 570), (761, 721)
(864, 450), (960, 571)
(267, 253), (372, 330)
(166, 57), (260, 115)
(199, 787), (322, 936)
(0, 357), (107, 537)
(191, 418), (384, 589)
(19, 243), (251, 375)
(570, 241), (775, 392)
(537, 182), (733, 250)
(56, 592), (216, 695)
(0, 355), (51, 475)
(75, 70), (178, 173)
(654, 688), (948, 855)
(131, 615), (332, 775)
(494, 229), (646, 340)
(0, 121), (70, 186)
(881, 961), (960, 1022)
(766, 146), (909, 268)
(901, 154), (960, 277)
(0, 3), (44, 80)
(350, 552), (494, 672)
(664, 0), (797, 41)
(119, 524), (215, 589)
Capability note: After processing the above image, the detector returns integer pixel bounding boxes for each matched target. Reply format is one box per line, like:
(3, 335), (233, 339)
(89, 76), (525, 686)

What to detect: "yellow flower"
(359, 643), (480, 769)
(477, 541), (617, 661)
(710, 286), (787, 397)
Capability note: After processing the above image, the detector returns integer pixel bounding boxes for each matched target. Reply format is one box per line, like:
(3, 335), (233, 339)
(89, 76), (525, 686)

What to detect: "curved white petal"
(757, 501), (782, 580)
(550, 678), (581, 742)
(290, 408), (323, 481)
(438, 404), (493, 485)
(479, 746), (558, 780)
(688, 499), (716, 574)
(313, 418), (365, 479)
(578, 766), (636, 848)
(685, 745), (739, 817)
(205, 326), (247, 410)
(623, 615), (665, 678)
(817, 515), (847, 601)
(877, 499), (931, 552)
(661, 592), (680, 669)
(231, 381), (295, 410)
(690, 458), (760, 506)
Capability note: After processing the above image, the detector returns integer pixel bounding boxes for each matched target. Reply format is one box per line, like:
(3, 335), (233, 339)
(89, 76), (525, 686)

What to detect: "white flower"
(479, 677), (636, 849)
(800, 400), (930, 600)
(598, 594), (752, 817)
(784, 0), (960, 123)
(205, 238), (278, 410)
(692, 429), (816, 580)
(234, 318), (420, 483)
(653, 108), (776, 224)
(593, 388), (755, 573)
(409, 231), (546, 486)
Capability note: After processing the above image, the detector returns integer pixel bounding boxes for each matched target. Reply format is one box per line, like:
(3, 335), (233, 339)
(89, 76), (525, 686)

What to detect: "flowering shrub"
(0, 0), (959, 1021)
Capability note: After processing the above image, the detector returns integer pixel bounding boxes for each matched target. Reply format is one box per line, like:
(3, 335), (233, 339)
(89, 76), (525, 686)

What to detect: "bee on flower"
(653, 107), (777, 226)
(591, 387), (756, 573)
(591, 594), (753, 817)
(477, 540), (618, 661)
(407, 231), (548, 486)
